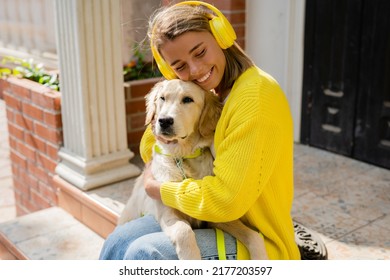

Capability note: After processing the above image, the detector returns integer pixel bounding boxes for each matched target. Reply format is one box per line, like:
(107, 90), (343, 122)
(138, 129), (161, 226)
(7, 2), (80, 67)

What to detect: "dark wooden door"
(353, 0), (390, 168)
(301, 0), (390, 169)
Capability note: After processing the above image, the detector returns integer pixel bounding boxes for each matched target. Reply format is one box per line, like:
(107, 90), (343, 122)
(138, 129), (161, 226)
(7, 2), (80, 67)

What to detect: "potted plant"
(0, 56), (60, 91)
(123, 46), (161, 82)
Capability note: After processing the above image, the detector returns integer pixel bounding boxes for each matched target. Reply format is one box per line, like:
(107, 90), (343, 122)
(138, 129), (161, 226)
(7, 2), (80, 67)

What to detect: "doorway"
(301, 0), (390, 169)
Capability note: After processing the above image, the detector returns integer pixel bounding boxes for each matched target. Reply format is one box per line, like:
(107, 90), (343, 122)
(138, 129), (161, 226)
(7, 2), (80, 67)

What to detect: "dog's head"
(145, 79), (222, 143)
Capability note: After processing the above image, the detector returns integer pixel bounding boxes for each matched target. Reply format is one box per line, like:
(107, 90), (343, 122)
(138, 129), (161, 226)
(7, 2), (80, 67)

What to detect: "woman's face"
(159, 31), (226, 91)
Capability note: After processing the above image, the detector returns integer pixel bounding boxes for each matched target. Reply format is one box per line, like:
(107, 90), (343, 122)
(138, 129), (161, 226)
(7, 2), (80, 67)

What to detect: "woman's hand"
(143, 162), (162, 201)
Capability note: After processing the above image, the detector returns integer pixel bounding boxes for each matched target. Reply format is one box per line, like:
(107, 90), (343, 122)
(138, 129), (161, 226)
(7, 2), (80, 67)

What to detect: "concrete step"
(54, 175), (138, 239)
(0, 207), (104, 259)
(54, 157), (143, 239)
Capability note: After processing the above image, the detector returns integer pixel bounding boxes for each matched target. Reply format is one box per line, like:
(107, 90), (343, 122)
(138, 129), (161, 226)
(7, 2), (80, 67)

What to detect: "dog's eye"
(160, 96), (165, 101)
(182, 97), (194, 104)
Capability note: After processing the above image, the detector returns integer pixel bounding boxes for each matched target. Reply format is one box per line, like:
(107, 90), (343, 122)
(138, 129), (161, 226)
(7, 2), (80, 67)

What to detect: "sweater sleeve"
(160, 82), (284, 222)
(140, 125), (155, 163)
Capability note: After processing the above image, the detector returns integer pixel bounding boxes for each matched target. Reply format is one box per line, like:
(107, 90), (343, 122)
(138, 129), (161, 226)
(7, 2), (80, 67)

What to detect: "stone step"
(55, 176), (136, 239)
(54, 156), (143, 239)
(0, 207), (104, 260)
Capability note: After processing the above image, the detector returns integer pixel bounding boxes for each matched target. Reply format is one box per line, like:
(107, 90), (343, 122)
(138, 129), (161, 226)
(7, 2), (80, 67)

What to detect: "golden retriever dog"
(119, 79), (268, 260)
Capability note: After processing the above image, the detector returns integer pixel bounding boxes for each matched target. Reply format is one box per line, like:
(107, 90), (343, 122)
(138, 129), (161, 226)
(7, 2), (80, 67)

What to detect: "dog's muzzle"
(158, 117), (174, 135)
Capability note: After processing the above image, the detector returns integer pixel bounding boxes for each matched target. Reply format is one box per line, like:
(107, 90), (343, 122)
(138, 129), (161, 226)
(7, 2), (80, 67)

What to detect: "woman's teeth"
(197, 70), (211, 83)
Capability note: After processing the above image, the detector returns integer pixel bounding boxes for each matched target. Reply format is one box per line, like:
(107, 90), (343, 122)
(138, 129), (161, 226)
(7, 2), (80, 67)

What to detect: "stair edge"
(54, 175), (118, 238)
(0, 232), (27, 260)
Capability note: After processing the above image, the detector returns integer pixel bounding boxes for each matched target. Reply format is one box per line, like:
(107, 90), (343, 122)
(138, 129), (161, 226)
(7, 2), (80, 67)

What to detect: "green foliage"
(0, 56), (60, 91)
(123, 45), (161, 82)
(0, 46), (161, 92)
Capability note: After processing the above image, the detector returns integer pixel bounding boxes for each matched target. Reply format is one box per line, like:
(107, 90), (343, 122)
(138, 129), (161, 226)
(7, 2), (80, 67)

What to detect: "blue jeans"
(99, 215), (237, 260)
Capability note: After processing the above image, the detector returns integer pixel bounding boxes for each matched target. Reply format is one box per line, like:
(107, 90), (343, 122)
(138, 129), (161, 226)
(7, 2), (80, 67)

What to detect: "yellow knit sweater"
(140, 67), (300, 260)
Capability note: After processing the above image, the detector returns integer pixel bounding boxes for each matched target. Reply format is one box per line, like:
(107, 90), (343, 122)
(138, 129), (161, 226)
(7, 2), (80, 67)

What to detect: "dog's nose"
(158, 117), (174, 129)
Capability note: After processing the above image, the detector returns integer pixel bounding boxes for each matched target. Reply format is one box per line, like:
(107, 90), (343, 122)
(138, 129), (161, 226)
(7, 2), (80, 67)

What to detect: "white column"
(285, 0), (305, 142)
(246, 0), (305, 142)
(54, 0), (141, 190)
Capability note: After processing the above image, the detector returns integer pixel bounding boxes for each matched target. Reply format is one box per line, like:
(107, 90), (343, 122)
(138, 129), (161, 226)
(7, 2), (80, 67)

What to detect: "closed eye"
(182, 97), (194, 104)
(195, 48), (206, 57)
(175, 64), (186, 72)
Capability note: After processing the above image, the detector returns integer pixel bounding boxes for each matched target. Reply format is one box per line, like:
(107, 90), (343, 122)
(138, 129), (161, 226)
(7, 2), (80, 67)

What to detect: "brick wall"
(161, 0), (246, 48)
(2, 76), (157, 215)
(2, 77), (62, 215)
(125, 78), (161, 154)
(0, 79), (4, 100)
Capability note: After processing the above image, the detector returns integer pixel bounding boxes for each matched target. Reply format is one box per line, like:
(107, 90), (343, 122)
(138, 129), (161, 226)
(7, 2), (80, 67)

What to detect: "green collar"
(153, 144), (203, 159)
(153, 144), (204, 180)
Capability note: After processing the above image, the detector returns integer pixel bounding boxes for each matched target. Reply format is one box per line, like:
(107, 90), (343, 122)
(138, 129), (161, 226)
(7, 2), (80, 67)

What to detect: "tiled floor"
(292, 144), (390, 259)
(1, 99), (389, 259)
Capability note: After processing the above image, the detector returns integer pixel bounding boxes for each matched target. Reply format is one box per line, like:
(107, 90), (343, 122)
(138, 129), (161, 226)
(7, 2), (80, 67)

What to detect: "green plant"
(0, 56), (60, 91)
(0, 47), (161, 92)
(123, 45), (161, 82)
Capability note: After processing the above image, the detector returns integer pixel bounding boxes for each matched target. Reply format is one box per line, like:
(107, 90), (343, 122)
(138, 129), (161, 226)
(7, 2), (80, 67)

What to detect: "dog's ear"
(145, 81), (164, 125)
(198, 91), (222, 137)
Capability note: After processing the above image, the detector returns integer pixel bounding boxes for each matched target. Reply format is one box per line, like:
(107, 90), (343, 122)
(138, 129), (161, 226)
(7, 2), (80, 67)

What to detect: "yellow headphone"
(151, 1), (237, 80)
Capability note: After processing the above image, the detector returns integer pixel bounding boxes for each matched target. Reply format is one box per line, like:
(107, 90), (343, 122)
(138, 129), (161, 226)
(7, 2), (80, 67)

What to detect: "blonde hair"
(148, 4), (254, 93)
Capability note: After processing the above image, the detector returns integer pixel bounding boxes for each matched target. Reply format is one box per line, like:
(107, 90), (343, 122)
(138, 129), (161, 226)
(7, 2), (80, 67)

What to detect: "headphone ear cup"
(156, 58), (177, 80)
(209, 15), (236, 49)
(151, 44), (177, 80)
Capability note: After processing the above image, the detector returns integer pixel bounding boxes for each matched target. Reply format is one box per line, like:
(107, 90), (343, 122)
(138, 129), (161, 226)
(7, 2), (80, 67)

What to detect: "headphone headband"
(151, 1), (236, 80)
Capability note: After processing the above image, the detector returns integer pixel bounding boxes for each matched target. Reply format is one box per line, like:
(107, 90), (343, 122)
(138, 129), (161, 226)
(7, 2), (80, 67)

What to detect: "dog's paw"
(176, 246), (202, 260)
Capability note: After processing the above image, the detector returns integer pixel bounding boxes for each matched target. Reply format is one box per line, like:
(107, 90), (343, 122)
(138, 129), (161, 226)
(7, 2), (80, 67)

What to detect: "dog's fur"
(119, 79), (268, 260)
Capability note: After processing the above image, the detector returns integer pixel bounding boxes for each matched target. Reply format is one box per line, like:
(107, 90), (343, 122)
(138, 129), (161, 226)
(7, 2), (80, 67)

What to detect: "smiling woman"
(159, 32), (226, 92)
